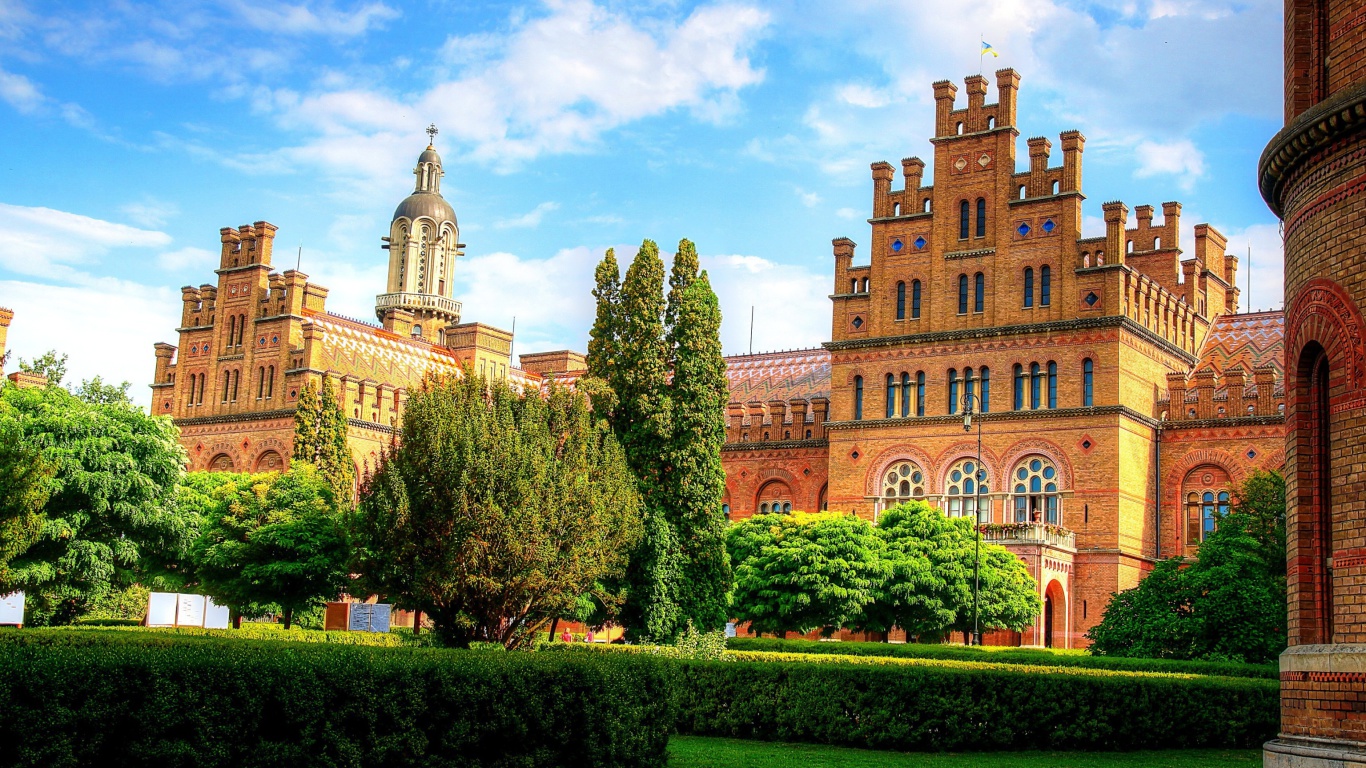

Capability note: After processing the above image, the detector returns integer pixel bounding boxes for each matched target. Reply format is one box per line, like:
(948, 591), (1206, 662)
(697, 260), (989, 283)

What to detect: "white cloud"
(1218, 222), (1284, 312)
(455, 246), (603, 355)
(121, 198), (179, 228)
(157, 247), (216, 271)
(229, 1), (400, 37)
(701, 254), (828, 354)
(836, 207), (859, 220)
(495, 201), (560, 229)
(0, 67), (42, 113)
(795, 188), (821, 207)
(1134, 138), (1205, 189)
(0, 203), (172, 282)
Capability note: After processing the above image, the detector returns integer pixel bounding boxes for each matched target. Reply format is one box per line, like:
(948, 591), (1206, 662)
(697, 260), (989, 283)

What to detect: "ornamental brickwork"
(1261, 2), (1366, 765)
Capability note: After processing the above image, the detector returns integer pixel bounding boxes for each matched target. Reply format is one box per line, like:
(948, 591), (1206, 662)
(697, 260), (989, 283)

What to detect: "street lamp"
(962, 391), (984, 647)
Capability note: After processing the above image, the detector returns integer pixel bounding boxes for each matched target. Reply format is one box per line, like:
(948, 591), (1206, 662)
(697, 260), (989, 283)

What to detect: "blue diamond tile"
(914, 236), (926, 249)
(1084, 292), (1099, 306)
(1017, 222), (1031, 236)
(892, 239), (904, 252)
(852, 316), (864, 328)
(1042, 219), (1055, 233)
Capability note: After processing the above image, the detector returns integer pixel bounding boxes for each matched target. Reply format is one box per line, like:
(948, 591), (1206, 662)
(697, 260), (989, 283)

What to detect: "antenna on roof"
(749, 305), (755, 355)
(296, 245), (302, 272)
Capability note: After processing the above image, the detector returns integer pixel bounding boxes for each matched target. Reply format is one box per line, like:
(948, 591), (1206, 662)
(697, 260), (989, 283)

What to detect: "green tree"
(727, 511), (890, 637)
(0, 402), (52, 585)
(18, 350), (67, 385)
(586, 247), (622, 396)
(350, 371), (643, 649)
(1087, 470), (1286, 664)
(665, 261), (732, 632)
(292, 377), (355, 508)
(1, 383), (192, 625)
(193, 465), (350, 629)
(71, 376), (133, 406)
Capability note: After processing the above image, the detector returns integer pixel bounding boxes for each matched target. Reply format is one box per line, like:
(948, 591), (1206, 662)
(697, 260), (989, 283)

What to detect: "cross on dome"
(426, 123), (438, 148)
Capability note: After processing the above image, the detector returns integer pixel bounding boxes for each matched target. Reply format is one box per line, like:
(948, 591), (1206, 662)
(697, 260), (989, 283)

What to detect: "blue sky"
(0, 0), (1285, 406)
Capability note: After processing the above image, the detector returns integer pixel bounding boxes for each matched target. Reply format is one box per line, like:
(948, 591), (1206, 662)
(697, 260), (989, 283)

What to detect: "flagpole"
(980, 34), (984, 74)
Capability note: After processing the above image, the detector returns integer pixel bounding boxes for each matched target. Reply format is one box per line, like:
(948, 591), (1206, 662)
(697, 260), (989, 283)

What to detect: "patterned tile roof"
(1195, 310), (1284, 376)
(724, 348), (831, 404)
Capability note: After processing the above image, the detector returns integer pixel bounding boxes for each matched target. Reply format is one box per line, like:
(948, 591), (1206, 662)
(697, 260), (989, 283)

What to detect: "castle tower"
(376, 124), (464, 341)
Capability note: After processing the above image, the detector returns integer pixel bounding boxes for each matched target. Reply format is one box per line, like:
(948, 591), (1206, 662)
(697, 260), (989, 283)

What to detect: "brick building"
(1259, 1), (1366, 765)
(720, 70), (1287, 649)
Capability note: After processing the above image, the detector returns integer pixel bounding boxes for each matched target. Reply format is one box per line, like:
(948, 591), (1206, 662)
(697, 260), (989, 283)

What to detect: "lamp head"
(963, 411), (972, 432)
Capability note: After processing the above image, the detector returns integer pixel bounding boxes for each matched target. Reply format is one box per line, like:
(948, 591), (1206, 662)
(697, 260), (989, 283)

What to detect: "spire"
(426, 123), (438, 148)
(414, 127), (443, 194)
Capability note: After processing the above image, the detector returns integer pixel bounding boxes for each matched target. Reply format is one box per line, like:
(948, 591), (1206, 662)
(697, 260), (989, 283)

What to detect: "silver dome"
(418, 147), (442, 165)
(393, 192), (456, 225)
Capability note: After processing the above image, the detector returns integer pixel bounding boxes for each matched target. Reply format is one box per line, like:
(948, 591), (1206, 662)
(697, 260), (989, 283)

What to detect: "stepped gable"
(724, 348), (831, 403)
(1192, 310), (1285, 396)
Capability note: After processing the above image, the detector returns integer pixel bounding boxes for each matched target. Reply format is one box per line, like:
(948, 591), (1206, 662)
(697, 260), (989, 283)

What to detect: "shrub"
(72, 618), (142, 627)
(672, 656), (1277, 751)
(0, 629), (672, 767)
(725, 637), (1276, 679)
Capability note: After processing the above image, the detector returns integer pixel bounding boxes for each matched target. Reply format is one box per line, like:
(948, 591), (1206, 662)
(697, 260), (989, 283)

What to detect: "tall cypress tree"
(293, 376), (356, 508)
(587, 248), (621, 385)
(665, 266), (732, 631)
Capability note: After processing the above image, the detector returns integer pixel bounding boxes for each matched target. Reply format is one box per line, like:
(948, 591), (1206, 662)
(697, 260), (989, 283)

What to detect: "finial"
(426, 123), (438, 148)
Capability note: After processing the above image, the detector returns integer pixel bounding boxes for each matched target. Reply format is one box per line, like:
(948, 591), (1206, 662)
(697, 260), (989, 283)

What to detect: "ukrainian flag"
(982, 41), (999, 57)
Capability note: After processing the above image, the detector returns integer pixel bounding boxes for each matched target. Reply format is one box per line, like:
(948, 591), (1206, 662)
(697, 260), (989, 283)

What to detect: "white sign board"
(0, 592), (24, 625)
(176, 594), (206, 628)
(147, 592), (178, 627)
(203, 597), (230, 629)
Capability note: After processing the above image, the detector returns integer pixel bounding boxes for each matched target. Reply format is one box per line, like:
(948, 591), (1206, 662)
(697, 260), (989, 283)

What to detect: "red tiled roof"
(724, 348), (831, 404)
(1196, 310), (1284, 376)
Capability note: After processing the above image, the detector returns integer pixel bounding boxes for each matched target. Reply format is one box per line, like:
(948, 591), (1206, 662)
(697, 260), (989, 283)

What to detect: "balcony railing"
(375, 292), (462, 318)
(978, 522), (1075, 550)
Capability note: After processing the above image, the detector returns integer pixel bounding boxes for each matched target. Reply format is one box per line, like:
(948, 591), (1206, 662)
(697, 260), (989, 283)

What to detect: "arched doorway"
(209, 453), (235, 471)
(755, 480), (794, 515)
(1043, 580), (1066, 649)
(253, 450), (283, 472)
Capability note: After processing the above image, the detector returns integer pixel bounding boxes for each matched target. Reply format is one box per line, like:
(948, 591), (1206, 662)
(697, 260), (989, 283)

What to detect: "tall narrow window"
(1082, 358), (1094, 406)
(959, 200), (970, 239)
(900, 372), (911, 416)
(896, 281), (906, 320)
(227, 316), (237, 349)
(975, 197), (986, 237)
(948, 368), (959, 414)
(1023, 267), (1034, 308)
(1040, 265), (1051, 306)
(1013, 364), (1024, 410)
(222, 371), (231, 403)
(958, 274), (968, 314)
(239, 315), (247, 346)
(1030, 362), (1041, 409)
(197, 373), (205, 405)
(911, 280), (922, 318)
(1047, 361), (1058, 409)
(854, 376), (864, 420)
(916, 371), (926, 416)
(231, 370), (239, 402)
(886, 374), (898, 418)
(257, 367), (265, 399)
(974, 272), (985, 312)
(980, 366), (991, 412)
(267, 366), (275, 398)
(964, 367), (975, 409)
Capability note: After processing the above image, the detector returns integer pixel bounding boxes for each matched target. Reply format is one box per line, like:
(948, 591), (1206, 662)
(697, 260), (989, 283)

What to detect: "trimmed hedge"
(0, 630), (672, 768)
(726, 638), (1277, 680)
(73, 618), (143, 627)
(673, 656), (1278, 751)
(54, 624), (423, 647)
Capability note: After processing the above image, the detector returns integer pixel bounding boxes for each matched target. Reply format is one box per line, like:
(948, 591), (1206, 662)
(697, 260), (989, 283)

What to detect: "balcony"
(978, 522), (1075, 551)
(375, 292), (462, 320)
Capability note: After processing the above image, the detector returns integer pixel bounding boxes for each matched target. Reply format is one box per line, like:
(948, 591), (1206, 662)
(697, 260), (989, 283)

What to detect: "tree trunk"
(547, 617), (560, 641)
(413, 609), (422, 635)
(232, 611), (242, 630)
(283, 607), (293, 630)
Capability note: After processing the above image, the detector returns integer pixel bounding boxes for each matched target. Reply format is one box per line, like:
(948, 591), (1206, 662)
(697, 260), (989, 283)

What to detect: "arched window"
(851, 278), (858, 293)
(945, 458), (989, 521)
(1030, 362), (1041, 409)
(886, 374), (898, 418)
(1186, 490), (1230, 543)
(916, 371), (926, 416)
(882, 461), (926, 506)
(1051, 180), (1060, 195)
(854, 375), (864, 420)
(227, 316), (237, 349)
(948, 368), (959, 414)
(911, 280), (922, 318)
(758, 480), (794, 516)
(231, 370), (239, 402)
(197, 373), (205, 405)
(896, 281), (906, 320)
(900, 372), (911, 417)
(958, 274), (968, 314)
(1082, 358), (1094, 406)
(975, 198), (986, 237)
(980, 366), (991, 413)
(963, 367), (975, 410)
(973, 272), (985, 312)
(1047, 361), (1058, 409)
(959, 200), (970, 239)
(862, 277), (870, 292)
(257, 366), (265, 399)
(1018, 185), (1026, 199)
(923, 199), (931, 213)
(239, 315), (247, 346)
(1012, 456), (1060, 524)
(1023, 267), (1034, 308)
(1040, 265), (1051, 306)
(222, 371), (230, 403)
(267, 366), (274, 398)
(1013, 364), (1024, 410)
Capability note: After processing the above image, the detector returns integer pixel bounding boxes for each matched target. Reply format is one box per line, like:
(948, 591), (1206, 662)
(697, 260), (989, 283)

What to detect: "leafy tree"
(0, 402), (52, 585)
(71, 376), (133, 406)
(18, 350), (66, 385)
(727, 511), (890, 637)
(193, 465), (350, 629)
(1087, 470), (1286, 664)
(586, 247), (622, 396)
(293, 377), (355, 508)
(350, 371), (643, 649)
(1, 383), (192, 625)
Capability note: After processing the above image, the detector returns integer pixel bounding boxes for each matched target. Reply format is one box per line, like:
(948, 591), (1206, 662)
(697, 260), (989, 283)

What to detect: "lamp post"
(962, 391), (984, 647)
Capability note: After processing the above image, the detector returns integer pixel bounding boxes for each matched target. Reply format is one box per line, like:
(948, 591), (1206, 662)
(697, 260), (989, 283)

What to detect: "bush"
(672, 656), (1277, 751)
(725, 637), (1276, 679)
(72, 618), (142, 627)
(0, 629), (672, 767)
(46, 624), (440, 648)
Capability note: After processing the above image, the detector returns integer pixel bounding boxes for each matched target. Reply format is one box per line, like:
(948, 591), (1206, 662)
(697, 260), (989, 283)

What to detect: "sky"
(0, 0), (1286, 407)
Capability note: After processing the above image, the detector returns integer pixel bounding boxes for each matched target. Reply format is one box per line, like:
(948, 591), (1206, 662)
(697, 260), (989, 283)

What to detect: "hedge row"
(726, 638), (1278, 679)
(0, 630), (672, 768)
(673, 656), (1279, 751)
(51, 624), (433, 647)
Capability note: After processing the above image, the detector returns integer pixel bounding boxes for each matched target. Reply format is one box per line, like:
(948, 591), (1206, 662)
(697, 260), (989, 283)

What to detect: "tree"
(18, 350), (66, 385)
(586, 247), (622, 395)
(193, 465), (350, 629)
(71, 376), (133, 406)
(350, 371), (643, 649)
(727, 511), (890, 637)
(664, 262), (732, 632)
(1, 383), (192, 625)
(293, 377), (355, 508)
(0, 401), (52, 586)
(1087, 470), (1286, 664)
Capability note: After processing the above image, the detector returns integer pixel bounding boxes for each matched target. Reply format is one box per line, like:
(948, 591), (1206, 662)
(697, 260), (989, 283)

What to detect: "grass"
(667, 736), (1261, 768)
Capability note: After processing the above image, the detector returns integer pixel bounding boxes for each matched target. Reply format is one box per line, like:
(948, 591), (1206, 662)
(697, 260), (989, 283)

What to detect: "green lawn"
(667, 736), (1261, 768)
